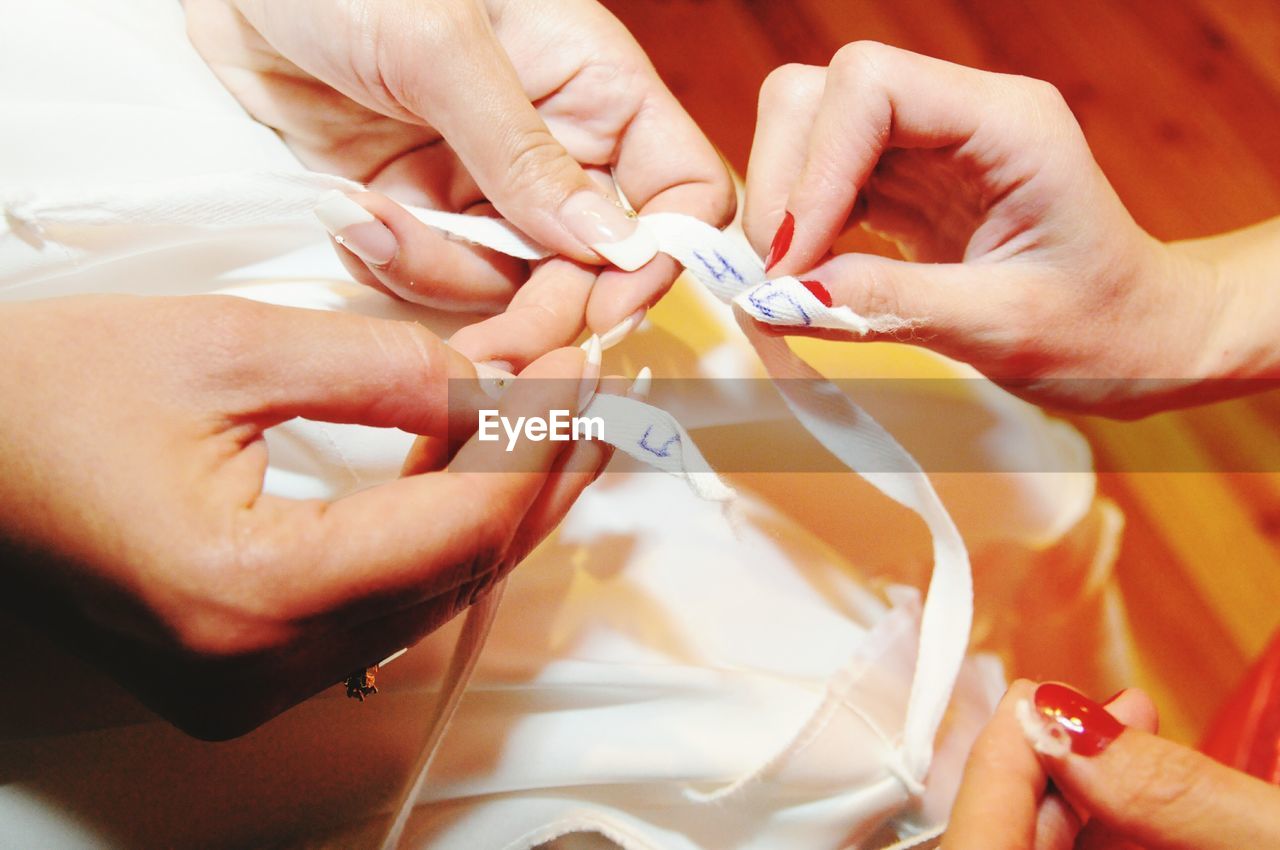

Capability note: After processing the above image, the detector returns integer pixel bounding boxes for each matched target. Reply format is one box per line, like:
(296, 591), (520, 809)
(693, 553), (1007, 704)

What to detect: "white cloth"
(0, 3), (1103, 849)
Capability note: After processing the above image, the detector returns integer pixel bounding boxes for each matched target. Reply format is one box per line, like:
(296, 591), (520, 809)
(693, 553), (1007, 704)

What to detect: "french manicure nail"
(1034, 683), (1126, 757)
(599, 308), (646, 350)
(562, 191), (658, 271)
(799, 279), (834, 308)
(629, 366), (652, 399)
(579, 334), (601, 410)
(315, 191), (398, 267)
(475, 361), (515, 401)
(764, 211), (795, 272)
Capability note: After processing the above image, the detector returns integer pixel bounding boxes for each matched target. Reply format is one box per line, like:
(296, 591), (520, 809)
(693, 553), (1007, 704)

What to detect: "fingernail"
(562, 191), (657, 271)
(1034, 683), (1126, 757)
(315, 191), (398, 267)
(764, 211), (795, 272)
(475, 361), (515, 401)
(799, 279), (833, 308)
(579, 334), (601, 410)
(629, 366), (652, 399)
(599, 308), (646, 350)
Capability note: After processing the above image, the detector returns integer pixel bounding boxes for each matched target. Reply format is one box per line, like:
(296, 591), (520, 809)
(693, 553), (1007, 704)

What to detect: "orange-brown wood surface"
(605, 0), (1280, 743)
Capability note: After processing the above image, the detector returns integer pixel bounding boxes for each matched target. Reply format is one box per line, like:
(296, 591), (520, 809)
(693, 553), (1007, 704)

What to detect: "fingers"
(255, 345), (592, 621)
(948, 682), (1161, 850)
(1024, 683), (1280, 850)
(207, 296), (488, 436)
(447, 258), (598, 368)
(769, 251), (1025, 361)
(583, 82), (736, 333)
(744, 63), (826, 261)
(584, 255), (675, 341)
(315, 191), (528, 312)
(383, 3), (654, 271)
(753, 42), (1010, 278)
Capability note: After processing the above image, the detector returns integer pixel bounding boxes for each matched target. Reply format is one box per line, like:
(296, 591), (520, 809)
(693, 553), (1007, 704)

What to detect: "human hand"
(743, 42), (1250, 417)
(947, 680), (1280, 849)
(0, 294), (615, 739)
(185, 0), (734, 363)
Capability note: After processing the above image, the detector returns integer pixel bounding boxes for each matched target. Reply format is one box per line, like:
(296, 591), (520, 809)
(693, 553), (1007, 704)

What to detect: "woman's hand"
(947, 680), (1280, 849)
(0, 295), (613, 739)
(743, 42), (1276, 417)
(185, 0), (734, 364)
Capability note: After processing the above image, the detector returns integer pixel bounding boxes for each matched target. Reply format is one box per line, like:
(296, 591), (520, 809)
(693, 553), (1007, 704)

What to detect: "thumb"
(382, 5), (656, 271)
(1022, 682), (1280, 850)
(798, 253), (1022, 358)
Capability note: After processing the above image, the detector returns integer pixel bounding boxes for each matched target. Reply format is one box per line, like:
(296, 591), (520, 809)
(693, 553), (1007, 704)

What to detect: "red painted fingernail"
(1035, 683), (1126, 757)
(765, 211), (795, 272)
(800, 279), (833, 308)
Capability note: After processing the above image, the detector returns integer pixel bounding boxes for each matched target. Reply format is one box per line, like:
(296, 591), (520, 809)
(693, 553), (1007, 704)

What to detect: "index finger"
(770, 42), (1004, 278)
(585, 85), (737, 334)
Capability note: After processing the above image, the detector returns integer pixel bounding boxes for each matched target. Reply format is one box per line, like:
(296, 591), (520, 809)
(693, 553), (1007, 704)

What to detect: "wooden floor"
(605, 0), (1280, 744)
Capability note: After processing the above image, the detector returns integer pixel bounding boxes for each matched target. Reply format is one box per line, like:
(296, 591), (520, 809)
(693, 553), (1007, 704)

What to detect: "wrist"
(1172, 220), (1280, 385)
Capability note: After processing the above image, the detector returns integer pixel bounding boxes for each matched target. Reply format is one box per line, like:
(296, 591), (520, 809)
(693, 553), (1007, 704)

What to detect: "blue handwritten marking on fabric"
(639, 425), (681, 458)
(748, 282), (812, 326)
(692, 250), (745, 286)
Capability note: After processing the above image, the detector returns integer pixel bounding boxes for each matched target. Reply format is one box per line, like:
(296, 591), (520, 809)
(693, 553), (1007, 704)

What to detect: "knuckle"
(376, 4), (487, 110)
(502, 129), (579, 205)
(831, 40), (893, 83)
(760, 63), (818, 107)
(855, 261), (904, 318)
(1026, 77), (1069, 110)
(385, 320), (444, 389)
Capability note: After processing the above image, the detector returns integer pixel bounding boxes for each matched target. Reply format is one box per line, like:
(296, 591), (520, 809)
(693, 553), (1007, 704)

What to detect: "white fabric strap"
(580, 393), (735, 503)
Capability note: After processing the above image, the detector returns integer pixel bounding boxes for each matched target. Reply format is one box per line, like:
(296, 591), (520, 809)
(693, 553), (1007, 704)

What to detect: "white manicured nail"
(629, 366), (652, 399)
(475, 361), (515, 401)
(579, 334), (601, 410)
(314, 191), (397, 267)
(561, 191), (658, 271)
(599, 308), (646, 350)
